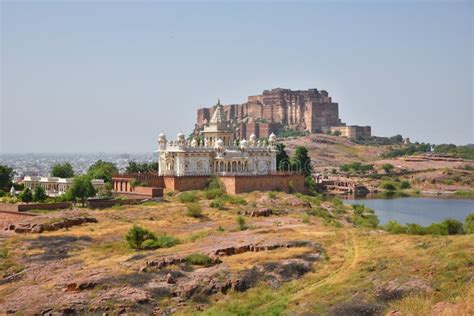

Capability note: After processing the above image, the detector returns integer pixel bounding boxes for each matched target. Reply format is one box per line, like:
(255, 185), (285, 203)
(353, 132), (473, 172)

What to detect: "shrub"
(125, 225), (157, 250)
(227, 195), (247, 205)
(425, 222), (449, 235)
(142, 234), (180, 249)
(288, 180), (295, 194)
(464, 214), (474, 234)
(302, 213), (310, 224)
(406, 223), (427, 235)
(237, 215), (247, 230)
(0, 190), (4, 197)
(441, 218), (464, 235)
(184, 253), (213, 266)
(399, 180), (411, 189)
(207, 176), (224, 190)
(0, 248), (8, 259)
(186, 203), (203, 218)
(204, 188), (225, 200)
(384, 220), (407, 234)
(19, 188), (33, 203)
(209, 198), (225, 209)
(33, 186), (48, 202)
(267, 191), (278, 199)
(352, 204), (379, 228)
(125, 225), (179, 250)
(381, 181), (397, 191)
(178, 191), (199, 203)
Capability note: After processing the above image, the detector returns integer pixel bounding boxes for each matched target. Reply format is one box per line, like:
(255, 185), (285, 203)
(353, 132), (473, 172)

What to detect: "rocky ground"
(0, 191), (473, 315)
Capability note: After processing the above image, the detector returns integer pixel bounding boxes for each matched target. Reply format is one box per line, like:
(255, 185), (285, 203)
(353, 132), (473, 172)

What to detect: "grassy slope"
(0, 192), (473, 315)
(195, 228), (473, 315)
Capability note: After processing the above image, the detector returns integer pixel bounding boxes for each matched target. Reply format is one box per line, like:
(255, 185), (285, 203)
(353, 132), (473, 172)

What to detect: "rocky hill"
(281, 134), (388, 171)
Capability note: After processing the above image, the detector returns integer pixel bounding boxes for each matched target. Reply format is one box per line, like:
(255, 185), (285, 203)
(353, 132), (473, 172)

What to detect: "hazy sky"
(1, 1), (472, 153)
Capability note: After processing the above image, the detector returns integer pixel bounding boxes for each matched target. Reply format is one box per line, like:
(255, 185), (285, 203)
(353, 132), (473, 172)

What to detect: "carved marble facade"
(158, 101), (277, 177)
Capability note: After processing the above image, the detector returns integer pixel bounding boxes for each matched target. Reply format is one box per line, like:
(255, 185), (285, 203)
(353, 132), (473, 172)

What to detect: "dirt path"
(291, 229), (360, 301)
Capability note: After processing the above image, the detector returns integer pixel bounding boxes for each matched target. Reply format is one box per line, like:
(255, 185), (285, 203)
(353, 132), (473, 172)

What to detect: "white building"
(158, 101), (278, 176)
(22, 176), (105, 196)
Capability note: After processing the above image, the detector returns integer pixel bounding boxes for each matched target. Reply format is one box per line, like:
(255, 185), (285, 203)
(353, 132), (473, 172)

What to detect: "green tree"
(87, 160), (118, 183)
(381, 163), (395, 174)
(51, 162), (74, 178)
(276, 143), (291, 171)
(66, 175), (96, 206)
(0, 164), (14, 192)
(33, 186), (47, 202)
(19, 188), (33, 204)
(292, 146), (312, 176)
(126, 161), (158, 173)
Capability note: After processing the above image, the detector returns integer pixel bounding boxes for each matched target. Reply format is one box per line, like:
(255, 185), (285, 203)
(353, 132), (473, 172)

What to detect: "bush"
(19, 188), (33, 203)
(125, 225), (179, 250)
(267, 191), (278, 199)
(384, 220), (407, 234)
(125, 225), (157, 250)
(237, 215), (247, 230)
(178, 191), (199, 203)
(352, 204), (379, 228)
(288, 180), (295, 194)
(226, 195), (247, 205)
(302, 213), (310, 224)
(184, 253), (213, 266)
(142, 234), (180, 249)
(381, 181), (397, 191)
(399, 180), (411, 189)
(425, 222), (449, 235)
(464, 214), (474, 234)
(204, 188), (225, 200)
(33, 186), (48, 202)
(406, 223), (427, 235)
(186, 203), (203, 218)
(207, 176), (224, 190)
(209, 198), (225, 209)
(441, 219), (464, 235)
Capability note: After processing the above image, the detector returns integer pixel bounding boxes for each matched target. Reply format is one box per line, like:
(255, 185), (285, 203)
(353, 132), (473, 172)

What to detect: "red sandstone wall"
(133, 186), (163, 197)
(163, 176), (210, 192)
(220, 174), (306, 194)
(0, 202), (72, 212)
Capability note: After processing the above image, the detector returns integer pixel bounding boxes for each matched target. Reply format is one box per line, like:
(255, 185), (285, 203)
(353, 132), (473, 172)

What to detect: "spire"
(217, 98), (221, 106)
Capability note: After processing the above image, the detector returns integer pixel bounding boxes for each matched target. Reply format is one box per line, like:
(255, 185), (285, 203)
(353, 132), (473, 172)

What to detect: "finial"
(217, 98), (221, 105)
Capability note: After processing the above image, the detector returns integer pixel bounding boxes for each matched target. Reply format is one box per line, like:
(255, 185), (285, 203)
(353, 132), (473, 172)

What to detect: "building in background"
(112, 101), (306, 196)
(22, 176), (104, 196)
(329, 125), (372, 139)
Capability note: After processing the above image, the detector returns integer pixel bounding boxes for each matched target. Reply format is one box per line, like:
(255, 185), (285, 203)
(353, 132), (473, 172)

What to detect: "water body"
(344, 198), (474, 226)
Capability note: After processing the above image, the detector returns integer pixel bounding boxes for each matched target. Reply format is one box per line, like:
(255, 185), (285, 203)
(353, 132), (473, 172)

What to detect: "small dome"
(240, 139), (248, 149)
(269, 132), (276, 142)
(177, 132), (185, 140)
(158, 133), (167, 141)
(214, 138), (224, 149)
(249, 133), (256, 140)
(191, 138), (198, 147)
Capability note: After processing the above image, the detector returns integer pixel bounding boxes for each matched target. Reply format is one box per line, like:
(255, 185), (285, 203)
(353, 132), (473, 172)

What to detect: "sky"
(1, 0), (472, 153)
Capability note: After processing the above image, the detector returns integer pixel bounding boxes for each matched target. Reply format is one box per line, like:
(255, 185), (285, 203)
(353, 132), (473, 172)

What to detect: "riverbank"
(344, 197), (474, 226)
